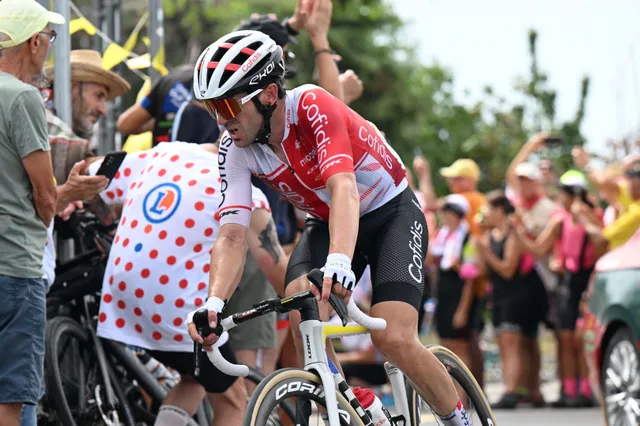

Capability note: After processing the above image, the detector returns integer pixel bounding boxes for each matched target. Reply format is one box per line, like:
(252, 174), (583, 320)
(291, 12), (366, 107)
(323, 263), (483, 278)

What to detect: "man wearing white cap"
(0, 0), (64, 424)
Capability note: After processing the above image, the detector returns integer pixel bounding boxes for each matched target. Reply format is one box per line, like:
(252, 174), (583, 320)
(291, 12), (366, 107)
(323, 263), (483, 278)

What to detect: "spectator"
(506, 133), (560, 407)
(117, 63), (193, 146)
(439, 158), (487, 387)
(0, 1), (62, 424)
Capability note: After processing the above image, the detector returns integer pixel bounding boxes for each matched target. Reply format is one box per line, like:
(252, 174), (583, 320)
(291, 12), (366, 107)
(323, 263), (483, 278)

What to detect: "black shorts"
(147, 343), (238, 393)
(557, 268), (593, 331)
(342, 363), (388, 386)
(285, 187), (427, 311)
(492, 299), (539, 338)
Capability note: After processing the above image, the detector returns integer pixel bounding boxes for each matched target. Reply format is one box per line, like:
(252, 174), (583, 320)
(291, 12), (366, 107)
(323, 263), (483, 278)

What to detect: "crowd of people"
(2, 0), (640, 425)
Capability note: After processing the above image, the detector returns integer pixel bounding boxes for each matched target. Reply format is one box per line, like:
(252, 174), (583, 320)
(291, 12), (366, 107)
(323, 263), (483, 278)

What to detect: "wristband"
(314, 48), (336, 58)
(282, 18), (299, 36)
(204, 296), (226, 313)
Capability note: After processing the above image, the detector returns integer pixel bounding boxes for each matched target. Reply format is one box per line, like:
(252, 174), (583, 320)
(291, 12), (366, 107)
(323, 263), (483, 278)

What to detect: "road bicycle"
(194, 269), (497, 426)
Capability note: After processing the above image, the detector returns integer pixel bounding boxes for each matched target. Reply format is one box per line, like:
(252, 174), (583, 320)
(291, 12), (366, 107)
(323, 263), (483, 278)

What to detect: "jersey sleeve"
(88, 150), (148, 205)
(296, 87), (354, 183)
(216, 133), (254, 228)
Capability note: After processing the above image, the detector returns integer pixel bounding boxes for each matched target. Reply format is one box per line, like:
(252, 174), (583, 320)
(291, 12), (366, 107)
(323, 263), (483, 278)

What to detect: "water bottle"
(353, 387), (394, 426)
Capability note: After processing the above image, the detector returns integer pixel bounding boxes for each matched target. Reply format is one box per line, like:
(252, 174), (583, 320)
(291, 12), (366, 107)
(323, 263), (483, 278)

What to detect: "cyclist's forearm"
(327, 177), (359, 258)
(207, 234), (247, 301)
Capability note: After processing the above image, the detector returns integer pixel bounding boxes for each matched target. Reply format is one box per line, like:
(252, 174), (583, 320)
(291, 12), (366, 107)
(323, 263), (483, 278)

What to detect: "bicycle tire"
(406, 345), (497, 426)
(45, 316), (135, 426)
(244, 368), (364, 426)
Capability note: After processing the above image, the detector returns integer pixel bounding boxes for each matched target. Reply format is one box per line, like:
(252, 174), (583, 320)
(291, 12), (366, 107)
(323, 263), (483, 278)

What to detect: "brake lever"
(307, 268), (349, 327)
(192, 309), (223, 377)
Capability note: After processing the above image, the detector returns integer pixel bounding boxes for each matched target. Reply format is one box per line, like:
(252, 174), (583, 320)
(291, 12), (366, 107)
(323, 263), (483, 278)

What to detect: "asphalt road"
(489, 408), (604, 426)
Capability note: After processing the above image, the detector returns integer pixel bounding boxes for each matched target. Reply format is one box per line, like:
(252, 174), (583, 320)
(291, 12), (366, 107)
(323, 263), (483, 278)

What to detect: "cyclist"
(87, 142), (289, 426)
(187, 30), (470, 425)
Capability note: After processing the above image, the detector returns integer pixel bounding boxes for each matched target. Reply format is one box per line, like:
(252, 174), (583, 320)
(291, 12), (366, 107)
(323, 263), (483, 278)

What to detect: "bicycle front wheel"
(244, 368), (364, 426)
(406, 345), (496, 426)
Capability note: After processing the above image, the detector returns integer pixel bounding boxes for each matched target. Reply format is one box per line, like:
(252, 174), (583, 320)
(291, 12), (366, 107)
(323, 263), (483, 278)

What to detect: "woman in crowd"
(512, 171), (604, 408)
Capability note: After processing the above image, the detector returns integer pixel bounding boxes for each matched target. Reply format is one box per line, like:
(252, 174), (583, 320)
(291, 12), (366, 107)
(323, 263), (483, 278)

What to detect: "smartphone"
(96, 151), (127, 182)
(543, 136), (563, 146)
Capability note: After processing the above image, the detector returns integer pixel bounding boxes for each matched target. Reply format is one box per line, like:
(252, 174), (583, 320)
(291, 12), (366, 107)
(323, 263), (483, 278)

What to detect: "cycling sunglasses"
(203, 88), (263, 121)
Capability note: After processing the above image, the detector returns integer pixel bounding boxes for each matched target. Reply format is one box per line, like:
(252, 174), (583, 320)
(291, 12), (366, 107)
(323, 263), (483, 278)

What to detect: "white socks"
(154, 405), (195, 426)
(438, 400), (470, 426)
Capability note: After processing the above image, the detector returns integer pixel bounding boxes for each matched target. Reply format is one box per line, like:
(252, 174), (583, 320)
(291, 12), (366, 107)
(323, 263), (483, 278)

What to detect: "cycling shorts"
(557, 268), (593, 331)
(284, 187), (427, 311)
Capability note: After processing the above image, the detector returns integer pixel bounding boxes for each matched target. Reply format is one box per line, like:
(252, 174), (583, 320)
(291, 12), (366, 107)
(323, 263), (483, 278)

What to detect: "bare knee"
(371, 328), (417, 362)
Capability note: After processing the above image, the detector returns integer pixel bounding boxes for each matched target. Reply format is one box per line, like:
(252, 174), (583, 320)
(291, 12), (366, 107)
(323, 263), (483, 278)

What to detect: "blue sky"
(391, 0), (640, 155)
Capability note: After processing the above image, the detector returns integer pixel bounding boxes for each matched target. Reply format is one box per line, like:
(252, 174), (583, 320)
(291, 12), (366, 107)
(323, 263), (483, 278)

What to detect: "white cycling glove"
(185, 296), (225, 327)
(322, 253), (357, 291)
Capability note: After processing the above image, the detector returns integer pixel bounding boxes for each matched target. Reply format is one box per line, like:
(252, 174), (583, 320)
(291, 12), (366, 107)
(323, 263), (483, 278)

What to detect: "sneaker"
(573, 394), (596, 408)
(552, 394), (578, 408)
(491, 393), (519, 409)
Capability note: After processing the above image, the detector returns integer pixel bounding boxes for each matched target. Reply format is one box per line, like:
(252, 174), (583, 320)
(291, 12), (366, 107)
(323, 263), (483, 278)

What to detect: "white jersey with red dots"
(89, 142), (270, 352)
(217, 84), (408, 228)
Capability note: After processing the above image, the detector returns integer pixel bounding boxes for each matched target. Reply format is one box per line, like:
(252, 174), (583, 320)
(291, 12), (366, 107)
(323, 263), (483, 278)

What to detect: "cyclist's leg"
(363, 188), (466, 423)
(207, 378), (245, 426)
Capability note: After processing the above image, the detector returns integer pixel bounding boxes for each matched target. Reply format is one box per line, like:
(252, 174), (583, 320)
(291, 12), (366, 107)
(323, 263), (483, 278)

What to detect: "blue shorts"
(0, 275), (46, 405)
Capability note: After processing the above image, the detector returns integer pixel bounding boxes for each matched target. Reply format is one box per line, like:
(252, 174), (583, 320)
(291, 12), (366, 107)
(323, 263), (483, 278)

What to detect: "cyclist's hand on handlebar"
(316, 253), (355, 302)
(187, 305), (220, 350)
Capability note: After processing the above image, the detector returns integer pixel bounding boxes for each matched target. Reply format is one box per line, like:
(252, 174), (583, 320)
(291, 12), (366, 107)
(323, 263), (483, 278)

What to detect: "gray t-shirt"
(0, 72), (50, 278)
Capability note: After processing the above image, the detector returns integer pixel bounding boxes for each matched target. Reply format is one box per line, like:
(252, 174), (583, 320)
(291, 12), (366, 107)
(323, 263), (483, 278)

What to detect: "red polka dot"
(141, 268), (150, 278)
(171, 155), (180, 162)
(150, 249), (159, 259)
(217, 177), (222, 183)
(159, 275), (169, 285)
(193, 244), (203, 253)
(124, 168), (131, 177)
(185, 162), (194, 168)
(175, 298), (185, 308)
(185, 219), (195, 228)
(153, 152), (159, 158)
(119, 281), (126, 291)
(144, 224), (153, 234)
(198, 282), (207, 291)
(175, 237), (185, 246)
(116, 318), (125, 328)
(173, 174), (181, 182)
(179, 279), (188, 289)
(194, 298), (203, 307)
(185, 260), (194, 270)
(205, 187), (215, 195)
(131, 220), (138, 229)
(139, 153), (147, 159)
(201, 169), (210, 174)
(158, 169), (166, 177)
(203, 264), (210, 273)
(109, 275), (114, 285)
(174, 335), (184, 342)
(152, 314), (162, 324)
(115, 236), (120, 244)
(167, 256), (177, 265)
(125, 262), (133, 271)
(103, 294), (113, 303)
(173, 318), (182, 327)
(117, 300), (126, 309)
(99, 313), (107, 322)
(195, 203), (205, 212)
(204, 228), (214, 237)
(137, 181), (143, 189)
(134, 307), (142, 316)
(188, 179), (197, 186)
(148, 165), (154, 172)
(121, 217), (127, 226)
(135, 288), (144, 298)
(159, 230), (168, 240)
(115, 257), (121, 266)
(135, 324), (143, 333)
(106, 191), (115, 199)
(115, 171), (121, 179)
(116, 188), (123, 197)
(152, 331), (162, 341)
(154, 295), (164, 304)
(128, 198), (134, 206)
(130, 182), (136, 189)
(123, 238), (130, 247)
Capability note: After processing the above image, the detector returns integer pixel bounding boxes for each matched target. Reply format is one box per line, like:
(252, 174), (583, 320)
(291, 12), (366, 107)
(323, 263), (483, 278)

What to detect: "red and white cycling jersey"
(89, 142), (269, 351)
(218, 84), (408, 227)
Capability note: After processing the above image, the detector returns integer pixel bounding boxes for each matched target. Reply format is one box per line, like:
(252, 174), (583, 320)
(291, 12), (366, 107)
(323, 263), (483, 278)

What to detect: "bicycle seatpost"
(192, 309), (223, 377)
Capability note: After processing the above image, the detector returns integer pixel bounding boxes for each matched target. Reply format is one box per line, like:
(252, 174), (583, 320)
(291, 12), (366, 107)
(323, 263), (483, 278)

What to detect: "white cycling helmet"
(194, 30), (285, 101)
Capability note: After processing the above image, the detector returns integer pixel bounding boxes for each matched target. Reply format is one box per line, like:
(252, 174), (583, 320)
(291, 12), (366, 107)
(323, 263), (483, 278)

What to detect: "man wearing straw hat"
(0, 0), (64, 424)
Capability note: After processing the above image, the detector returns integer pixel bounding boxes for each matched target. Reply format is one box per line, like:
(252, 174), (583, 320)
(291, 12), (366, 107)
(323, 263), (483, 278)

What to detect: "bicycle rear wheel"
(406, 345), (496, 426)
(45, 316), (135, 426)
(244, 368), (364, 426)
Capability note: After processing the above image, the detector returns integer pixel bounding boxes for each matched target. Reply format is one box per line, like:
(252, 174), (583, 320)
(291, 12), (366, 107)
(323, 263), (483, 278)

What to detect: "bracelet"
(314, 48), (335, 57)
